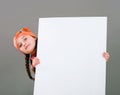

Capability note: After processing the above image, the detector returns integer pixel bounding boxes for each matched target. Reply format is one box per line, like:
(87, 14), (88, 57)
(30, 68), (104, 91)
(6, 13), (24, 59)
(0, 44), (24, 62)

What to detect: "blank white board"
(34, 17), (107, 95)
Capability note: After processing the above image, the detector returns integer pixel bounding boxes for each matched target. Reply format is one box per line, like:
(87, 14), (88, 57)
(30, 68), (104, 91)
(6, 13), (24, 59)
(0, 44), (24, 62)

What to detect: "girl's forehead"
(16, 35), (27, 45)
(17, 35), (32, 43)
(17, 35), (25, 41)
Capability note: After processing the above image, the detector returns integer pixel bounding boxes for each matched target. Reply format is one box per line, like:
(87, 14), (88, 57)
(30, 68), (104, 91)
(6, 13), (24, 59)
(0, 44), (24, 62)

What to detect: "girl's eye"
(24, 37), (27, 41)
(18, 43), (22, 48)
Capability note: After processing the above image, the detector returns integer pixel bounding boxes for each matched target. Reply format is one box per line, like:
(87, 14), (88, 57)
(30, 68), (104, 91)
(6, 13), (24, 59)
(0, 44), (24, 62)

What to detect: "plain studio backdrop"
(0, 0), (119, 95)
(34, 17), (107, 95)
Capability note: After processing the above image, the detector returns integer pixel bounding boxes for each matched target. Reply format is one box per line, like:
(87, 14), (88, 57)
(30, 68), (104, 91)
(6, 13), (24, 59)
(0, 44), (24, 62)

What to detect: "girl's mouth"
(25, 44), (30, 49)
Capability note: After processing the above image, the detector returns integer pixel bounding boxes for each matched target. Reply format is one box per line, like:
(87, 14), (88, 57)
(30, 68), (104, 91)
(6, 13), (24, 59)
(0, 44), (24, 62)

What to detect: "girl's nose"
(22, 42), (26, 46)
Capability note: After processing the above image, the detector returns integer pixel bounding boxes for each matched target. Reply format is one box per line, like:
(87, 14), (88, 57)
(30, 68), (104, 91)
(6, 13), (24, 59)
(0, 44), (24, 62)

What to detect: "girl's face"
(16, 35), (36, 54)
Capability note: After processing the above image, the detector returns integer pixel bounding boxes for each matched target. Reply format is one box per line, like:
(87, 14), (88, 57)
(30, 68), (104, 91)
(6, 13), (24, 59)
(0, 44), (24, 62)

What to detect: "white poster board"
(34, 17), (107, 95)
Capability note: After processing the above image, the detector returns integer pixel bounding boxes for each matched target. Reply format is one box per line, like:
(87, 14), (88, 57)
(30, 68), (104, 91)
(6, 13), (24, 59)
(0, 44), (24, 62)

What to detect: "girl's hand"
(102, 52), (110, 62)
(31, 57), (40, 67)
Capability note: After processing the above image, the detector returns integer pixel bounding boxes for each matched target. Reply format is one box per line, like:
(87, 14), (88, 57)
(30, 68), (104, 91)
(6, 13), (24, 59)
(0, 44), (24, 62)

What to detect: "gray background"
(0, 0), (119, 95)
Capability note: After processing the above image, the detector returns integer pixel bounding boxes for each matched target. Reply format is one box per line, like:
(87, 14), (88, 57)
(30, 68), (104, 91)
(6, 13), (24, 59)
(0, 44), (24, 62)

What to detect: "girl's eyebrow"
(22, 36), (25, 39)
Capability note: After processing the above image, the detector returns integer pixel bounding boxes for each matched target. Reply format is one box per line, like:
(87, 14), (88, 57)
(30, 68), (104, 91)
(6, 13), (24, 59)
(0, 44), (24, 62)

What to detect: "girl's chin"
(27, 50), (34, 54)
(23, 48), (35, 54)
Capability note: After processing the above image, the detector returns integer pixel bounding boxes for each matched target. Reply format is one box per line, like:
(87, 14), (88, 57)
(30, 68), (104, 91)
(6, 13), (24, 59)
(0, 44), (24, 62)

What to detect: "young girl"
(13, 27), (109, 81)
(13, 27), (39, 80)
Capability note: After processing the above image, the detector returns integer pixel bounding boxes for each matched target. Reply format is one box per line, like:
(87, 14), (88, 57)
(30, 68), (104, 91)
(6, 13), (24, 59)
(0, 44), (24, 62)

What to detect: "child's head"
(13, 27), (37, 54)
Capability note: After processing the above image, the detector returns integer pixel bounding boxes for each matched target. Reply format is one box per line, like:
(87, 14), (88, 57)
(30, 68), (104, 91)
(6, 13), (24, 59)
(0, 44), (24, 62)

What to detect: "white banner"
(34, 17), (107, 95)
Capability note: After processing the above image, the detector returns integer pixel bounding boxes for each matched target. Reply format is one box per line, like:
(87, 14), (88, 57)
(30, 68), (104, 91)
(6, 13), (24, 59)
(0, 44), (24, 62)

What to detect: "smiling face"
(16, 35), (36, 54)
